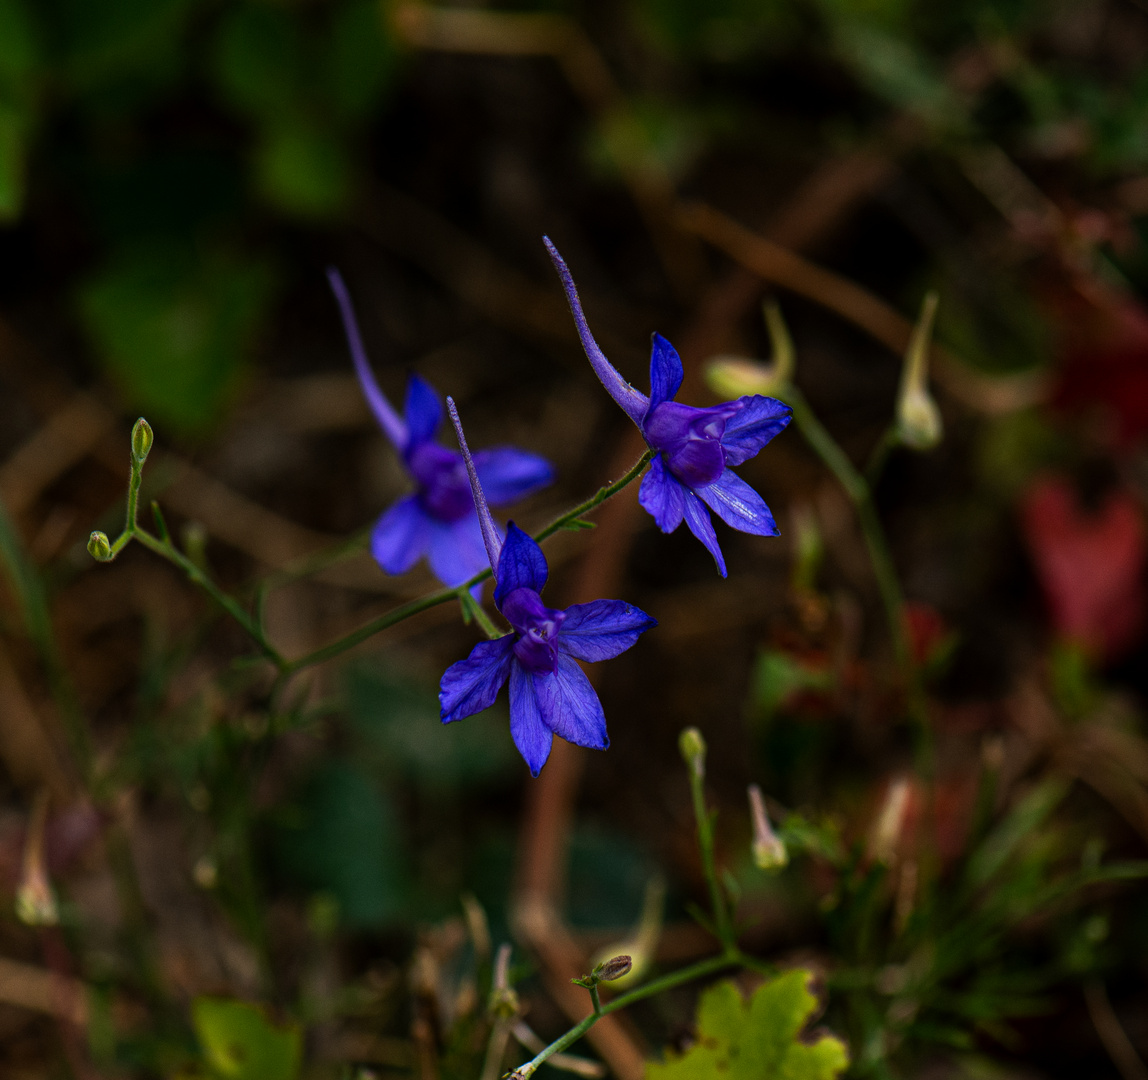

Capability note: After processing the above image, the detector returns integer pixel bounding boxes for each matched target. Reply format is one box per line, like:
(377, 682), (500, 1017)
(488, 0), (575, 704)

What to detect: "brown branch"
(390, 2), (702, 297)
(1086, 979), (1148, 1080)
(0, 395), (116, 519)
(676, 200), (1048, 415)
(0, 954), (88, 1026)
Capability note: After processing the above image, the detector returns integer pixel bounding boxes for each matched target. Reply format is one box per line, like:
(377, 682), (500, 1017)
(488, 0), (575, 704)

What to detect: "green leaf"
(964, 779), (1069, 890)
(345, 666), (513, 790)
(325, 0), (398, 123)
(271, 758), (408, 928)
(212, 5), (302, 120)
(562, 517), (597, 531)
(0, 0), (39, 83)
(79, 245), (274, 435)
(254, 120), (351, 219)
(0, 103), (26, 221)
(192, 998), (301, 1080)
(646, 969), (849, 1080)
(56, 0), (194, 89)
(751, 648), (834, 724)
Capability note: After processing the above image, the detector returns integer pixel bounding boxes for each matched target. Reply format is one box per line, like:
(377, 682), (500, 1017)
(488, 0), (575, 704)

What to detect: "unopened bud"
(16, 874), (58, 926)
(87, 531), (112, 561)
(193, 856), (218, 890)
(870, 777), (911, 865)
(131, 417), (153, 464)
(707, 356), (777, 398)
(16, 793), (58, 927)
(748, 784), (787, 870)
(594, 955), (632, 982)
(489, 942), (519, 1020)
(705, 301), (796, 400)
(591, 877), (663, 989)
(895, 292), (942, 451)
(678, 727), (706, 778)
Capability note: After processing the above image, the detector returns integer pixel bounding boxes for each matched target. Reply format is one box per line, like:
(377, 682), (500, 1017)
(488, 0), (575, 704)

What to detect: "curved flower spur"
(544, 238), (792, 577)
(327, 268), (554, 589)
(439, 398), (657, 776)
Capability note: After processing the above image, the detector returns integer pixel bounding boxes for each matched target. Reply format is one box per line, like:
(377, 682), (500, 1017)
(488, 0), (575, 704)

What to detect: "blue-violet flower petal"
(494, 522), (549, 606)
(557, 600), (658, 662)
(440, 636), (515, 723)
(696, 468), (780, 537)
(371, 495), (432, 576)
(508, 662), (555, 777)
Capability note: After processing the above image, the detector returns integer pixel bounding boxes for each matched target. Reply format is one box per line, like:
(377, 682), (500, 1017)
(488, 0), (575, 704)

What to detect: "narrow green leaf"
(964, 779), (1069, 890)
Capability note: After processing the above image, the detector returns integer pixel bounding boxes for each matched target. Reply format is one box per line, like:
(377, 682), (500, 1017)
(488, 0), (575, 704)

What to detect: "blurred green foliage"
(272, 758), (408, 929)
(5, 0), (1146, 434)
(191, 997), (301, 1080)
(1, 0), (398, 434)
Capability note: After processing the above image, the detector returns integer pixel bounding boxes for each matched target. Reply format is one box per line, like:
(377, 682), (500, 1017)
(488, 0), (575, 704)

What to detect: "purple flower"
(328, 268), (554, 589)
(439, 399), (657, 776)
(544, 239), (792, 577)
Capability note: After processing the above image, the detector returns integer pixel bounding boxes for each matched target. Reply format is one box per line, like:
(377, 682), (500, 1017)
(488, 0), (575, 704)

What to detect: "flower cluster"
(337, 240), (791, 776)
(440, 399), (657, 776)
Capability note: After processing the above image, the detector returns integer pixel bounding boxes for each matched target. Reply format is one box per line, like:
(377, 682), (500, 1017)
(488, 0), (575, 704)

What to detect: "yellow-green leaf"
(192, 998), (301, 1080)
(646, 969), (848, 1080)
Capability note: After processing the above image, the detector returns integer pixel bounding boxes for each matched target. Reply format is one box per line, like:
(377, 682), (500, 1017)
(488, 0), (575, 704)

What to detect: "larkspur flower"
(439, 398), (657, 776)
(544, 239), (793, 577)
(328, 268), (554, 588)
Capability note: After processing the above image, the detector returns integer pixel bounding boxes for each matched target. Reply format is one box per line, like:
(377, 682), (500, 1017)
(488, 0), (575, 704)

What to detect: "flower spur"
(439, 398), (657, 776)
(544, 239), (792, 577)
(328, 268), (554, 589)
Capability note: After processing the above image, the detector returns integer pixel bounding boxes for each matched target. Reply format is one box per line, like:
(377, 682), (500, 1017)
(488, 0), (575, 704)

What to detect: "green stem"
(783, 385), (908, 669)
(469, 600), (503, 641)
(589, 984), (602, 1016)
(864, 427), (898, 488)
(0, 500), (93, 779)
(783, 385), (935, 773)
(130, 529), (286, 668)
(281, 581), (475, 675)
(125, 451), (143, 533)
(512, 954), (737, 1077)
(99, 449), (652, 682)
(279, 450), (652, 677)
(533, 450), (652, 545)
(689, 763), (734, 949)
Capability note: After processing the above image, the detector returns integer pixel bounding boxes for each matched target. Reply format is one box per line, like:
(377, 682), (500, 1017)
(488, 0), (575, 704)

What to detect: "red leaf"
(1020, 475), (1145, 661)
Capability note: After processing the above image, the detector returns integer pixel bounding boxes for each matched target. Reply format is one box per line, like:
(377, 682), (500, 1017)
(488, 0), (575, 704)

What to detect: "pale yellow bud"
(895, 292), (942, 451)
(748, 784), (788, 870)
(678, 727), (707, 778)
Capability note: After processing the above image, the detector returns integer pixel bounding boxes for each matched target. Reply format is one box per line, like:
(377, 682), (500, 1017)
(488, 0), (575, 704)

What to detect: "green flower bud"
(678, 727), (707, 778)
(131, 417), (154, 464)
(87, 531), (112, 561)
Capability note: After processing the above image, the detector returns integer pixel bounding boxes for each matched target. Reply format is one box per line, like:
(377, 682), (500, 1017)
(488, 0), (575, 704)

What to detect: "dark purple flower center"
(499, 587), (567, 676)
(642, 401), (737, 489)
(406, 441), (474, 522)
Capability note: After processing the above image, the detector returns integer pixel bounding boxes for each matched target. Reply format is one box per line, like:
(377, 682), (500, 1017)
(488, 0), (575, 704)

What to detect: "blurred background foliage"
(2, 0), (1148, 1077)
